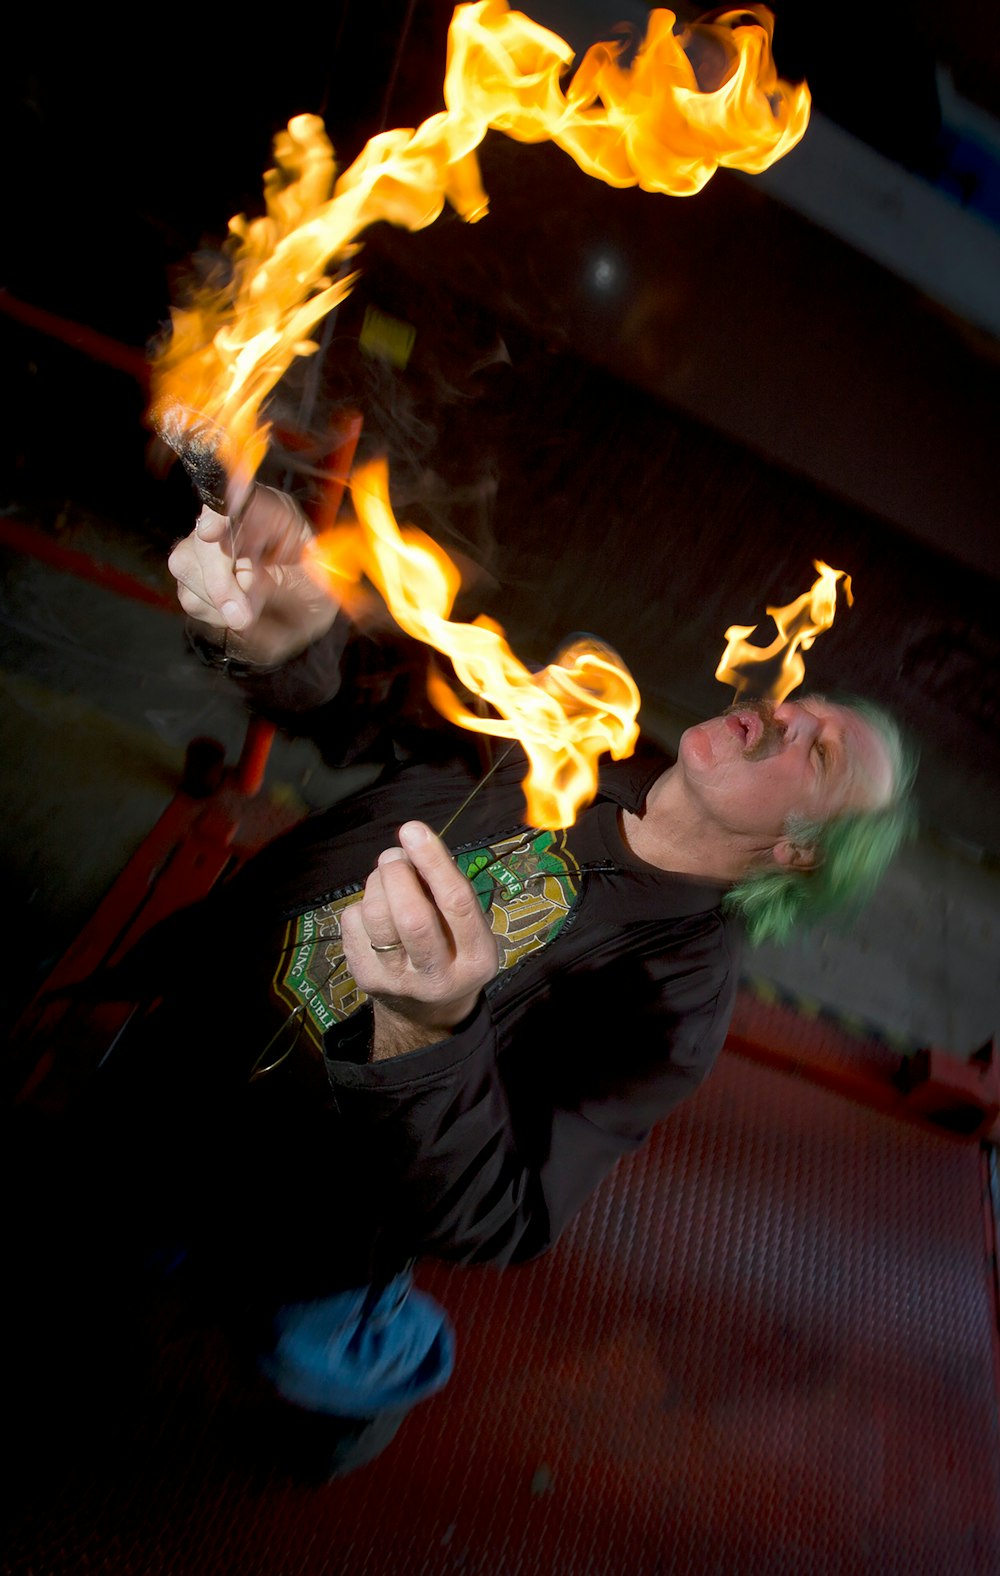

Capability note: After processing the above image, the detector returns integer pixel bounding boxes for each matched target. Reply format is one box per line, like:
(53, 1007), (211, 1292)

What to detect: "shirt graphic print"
(271, 827), (582, 1048)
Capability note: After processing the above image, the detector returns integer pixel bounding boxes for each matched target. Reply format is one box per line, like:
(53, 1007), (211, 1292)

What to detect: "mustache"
(722, 697), (787, 759)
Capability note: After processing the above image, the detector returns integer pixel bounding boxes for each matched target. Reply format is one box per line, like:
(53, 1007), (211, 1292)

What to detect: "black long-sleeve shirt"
(120, 617), (741, 1300)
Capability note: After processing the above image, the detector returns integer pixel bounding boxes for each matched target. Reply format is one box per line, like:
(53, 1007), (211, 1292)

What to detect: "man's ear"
(772, 837), (821, 872)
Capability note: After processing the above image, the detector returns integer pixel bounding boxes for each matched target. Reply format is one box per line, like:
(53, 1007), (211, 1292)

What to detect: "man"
(45, 483), (915, 1481)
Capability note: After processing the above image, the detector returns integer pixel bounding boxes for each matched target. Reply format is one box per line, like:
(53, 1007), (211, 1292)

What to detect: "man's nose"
(772, 701), (817, 744)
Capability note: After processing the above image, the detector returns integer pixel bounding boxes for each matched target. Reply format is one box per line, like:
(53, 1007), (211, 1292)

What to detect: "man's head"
(676, 694), (917, 943)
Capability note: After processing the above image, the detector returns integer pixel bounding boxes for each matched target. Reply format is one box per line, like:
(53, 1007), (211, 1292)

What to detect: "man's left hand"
(340, 822), (499, 1059)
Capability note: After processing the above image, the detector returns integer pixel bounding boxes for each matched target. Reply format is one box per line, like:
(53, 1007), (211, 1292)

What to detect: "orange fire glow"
(149, 2), (809, 487)
(149, 3), (812, 825)
(715, 560), (854, 704)
(304, 457), (641, 828)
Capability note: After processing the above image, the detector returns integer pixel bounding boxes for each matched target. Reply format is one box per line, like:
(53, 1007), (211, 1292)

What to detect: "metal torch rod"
(436, 744), (516, 840)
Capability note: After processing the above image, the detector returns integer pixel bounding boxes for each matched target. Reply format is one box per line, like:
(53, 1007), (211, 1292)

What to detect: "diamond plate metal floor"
(6, 1051), (998, 1576)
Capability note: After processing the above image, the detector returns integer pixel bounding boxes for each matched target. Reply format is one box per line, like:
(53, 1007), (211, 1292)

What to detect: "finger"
(374, 846), (456, 973)
(194, 505), (230, 544)
(380, 828), (493, 976)
(225, 473), (256, 525)
(168, 539), (220, 624)
(396, 823), (488, 946)
(359, 859), (410, 951)
(169, 521), (253, 630)
(196, 539), (254, 631)
(166, 536), (200, 589)
(340, 896), (408, 987)
(172, 569), (251, 631)
(174, 581), (221, 624)
(236, 486), (313, 567)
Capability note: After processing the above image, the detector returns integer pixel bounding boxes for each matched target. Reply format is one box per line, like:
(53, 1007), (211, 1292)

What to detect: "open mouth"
(725, 709), (764, 753)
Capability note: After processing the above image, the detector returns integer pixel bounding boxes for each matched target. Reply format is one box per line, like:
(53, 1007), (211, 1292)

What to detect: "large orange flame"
(149, 2), (809, 486)
(150, 3), (811, 824)
(715, 560), (854, 703)
(304, 457), (641, 828)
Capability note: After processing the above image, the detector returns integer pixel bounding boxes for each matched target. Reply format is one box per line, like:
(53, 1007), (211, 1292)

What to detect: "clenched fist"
(168, 485), (338, 666)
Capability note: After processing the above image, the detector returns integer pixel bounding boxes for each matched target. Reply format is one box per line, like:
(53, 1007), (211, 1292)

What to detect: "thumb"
(195, 505), (231, 545)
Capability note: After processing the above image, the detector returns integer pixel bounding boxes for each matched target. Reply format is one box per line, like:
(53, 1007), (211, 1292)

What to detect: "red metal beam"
(0, 516), (177, 611)
(0, 289), (151, 383)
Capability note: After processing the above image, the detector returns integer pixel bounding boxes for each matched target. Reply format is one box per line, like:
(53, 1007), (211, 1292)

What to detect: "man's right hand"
(340, 821), (501, 1060)
(168, 485), (340, 667)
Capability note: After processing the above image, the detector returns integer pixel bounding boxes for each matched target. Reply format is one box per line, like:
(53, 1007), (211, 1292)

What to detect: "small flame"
(149, 3), (809, 484)
(304, 457), (640, 828)
(715, 560), (854, 703)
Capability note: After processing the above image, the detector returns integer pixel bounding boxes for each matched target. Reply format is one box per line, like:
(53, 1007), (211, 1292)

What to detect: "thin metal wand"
(436, 743), (517, 839)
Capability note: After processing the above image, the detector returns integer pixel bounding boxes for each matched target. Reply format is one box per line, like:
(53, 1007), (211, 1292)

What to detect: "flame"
(149, 3), (809, 484)
(150, 3), (810, 820)
(715, 560), (854, 704)
(304, 457), (640, 828)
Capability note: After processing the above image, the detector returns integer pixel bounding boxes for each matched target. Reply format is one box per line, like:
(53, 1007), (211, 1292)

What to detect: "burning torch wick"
(152, 395), (258, 528)
(436, 744), (516, 840)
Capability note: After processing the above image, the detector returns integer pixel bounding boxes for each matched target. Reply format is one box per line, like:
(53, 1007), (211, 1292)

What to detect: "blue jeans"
(257, 1269), (455, 1419)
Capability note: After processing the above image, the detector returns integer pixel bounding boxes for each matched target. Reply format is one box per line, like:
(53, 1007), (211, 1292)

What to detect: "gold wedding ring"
(370, 940), (405, 952)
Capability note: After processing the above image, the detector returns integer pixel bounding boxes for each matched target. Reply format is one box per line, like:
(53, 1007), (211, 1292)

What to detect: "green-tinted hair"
(723, 698), (918, 946)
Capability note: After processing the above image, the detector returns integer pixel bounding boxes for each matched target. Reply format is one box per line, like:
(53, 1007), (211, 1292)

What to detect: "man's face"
(677, 695), (894, 849)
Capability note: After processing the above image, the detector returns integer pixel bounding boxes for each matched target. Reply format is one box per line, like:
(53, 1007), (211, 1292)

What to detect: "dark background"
(4, 18), (999, 1565)
(3, 0), (999, 854)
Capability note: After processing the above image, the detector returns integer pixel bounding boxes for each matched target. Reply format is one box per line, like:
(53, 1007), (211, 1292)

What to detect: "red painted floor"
(7, 1050), (998, 1575)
